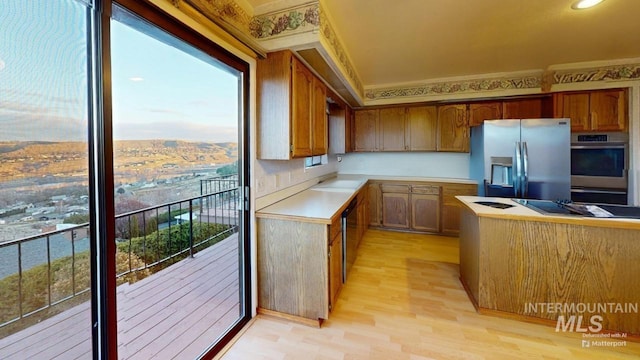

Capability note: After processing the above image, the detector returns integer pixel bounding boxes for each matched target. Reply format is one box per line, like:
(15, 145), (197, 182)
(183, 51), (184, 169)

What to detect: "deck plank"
(0, 233), (240, 360)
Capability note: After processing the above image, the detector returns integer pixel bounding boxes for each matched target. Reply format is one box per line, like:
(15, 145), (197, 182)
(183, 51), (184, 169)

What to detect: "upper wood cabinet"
(257, 50), (327, 159)
(407, 106), (437, 151)
(311, 77), (328, 155)
(354, 109), (379, 151)
(554, 88), (628, 132)
(328, 100), (353, 154)
(469, 102), (502, 127)
(379, 107), (407, 151)
(437, 104), (469, 152)
(502, 98), (543, 119)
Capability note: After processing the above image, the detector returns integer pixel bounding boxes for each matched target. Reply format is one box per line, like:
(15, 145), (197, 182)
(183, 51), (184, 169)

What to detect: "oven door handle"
(571, 188), (627, 195)
(571, 144), (627, 150)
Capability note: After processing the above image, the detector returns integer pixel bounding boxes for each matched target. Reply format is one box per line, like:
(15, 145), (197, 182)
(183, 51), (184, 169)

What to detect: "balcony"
(0, 176), (241, 359)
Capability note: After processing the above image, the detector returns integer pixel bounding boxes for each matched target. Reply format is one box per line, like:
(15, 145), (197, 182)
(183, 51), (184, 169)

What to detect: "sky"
(0, 0), (240, 143)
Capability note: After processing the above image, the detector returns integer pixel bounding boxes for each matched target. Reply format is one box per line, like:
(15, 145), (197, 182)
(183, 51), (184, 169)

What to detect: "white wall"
(254, 156), (339, 208)
(337, 152), (470, 179)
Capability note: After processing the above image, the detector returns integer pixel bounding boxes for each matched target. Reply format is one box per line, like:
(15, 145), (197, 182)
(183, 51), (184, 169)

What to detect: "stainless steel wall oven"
(571, 132), (628, 204)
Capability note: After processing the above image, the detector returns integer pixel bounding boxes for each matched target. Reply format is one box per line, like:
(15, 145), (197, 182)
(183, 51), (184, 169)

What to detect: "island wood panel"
(470, 216), (640, 335)
(257, 218), (329, 321)
(459, 207), (480, 308)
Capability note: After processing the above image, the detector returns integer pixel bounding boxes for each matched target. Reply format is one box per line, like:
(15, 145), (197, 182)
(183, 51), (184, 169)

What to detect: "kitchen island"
(457, 196), (640, 336)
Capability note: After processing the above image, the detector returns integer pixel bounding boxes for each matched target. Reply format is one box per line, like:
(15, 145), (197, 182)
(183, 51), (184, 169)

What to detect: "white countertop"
(256, 175), (477, 224)
(457, 196), (640, 230)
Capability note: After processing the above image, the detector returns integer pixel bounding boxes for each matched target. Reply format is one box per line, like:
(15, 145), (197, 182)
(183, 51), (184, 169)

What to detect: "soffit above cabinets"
(223, 0), (640, 105)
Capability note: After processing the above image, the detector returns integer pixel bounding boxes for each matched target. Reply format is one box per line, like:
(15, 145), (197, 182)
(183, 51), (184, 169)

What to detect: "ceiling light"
(571, 0), (605, 10)
(129, 77), (144, 82)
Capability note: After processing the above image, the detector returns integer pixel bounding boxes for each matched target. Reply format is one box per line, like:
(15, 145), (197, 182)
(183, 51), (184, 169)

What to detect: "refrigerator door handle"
(522, 142), (529, 198)
(514, 141), (522, 197)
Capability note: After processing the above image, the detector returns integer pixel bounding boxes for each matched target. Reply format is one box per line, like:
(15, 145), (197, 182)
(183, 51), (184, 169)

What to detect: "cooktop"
(512, 199), (640, 219)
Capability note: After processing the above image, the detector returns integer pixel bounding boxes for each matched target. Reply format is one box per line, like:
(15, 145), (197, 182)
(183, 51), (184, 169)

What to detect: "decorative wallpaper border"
(318, 1), (364, 96)
(249, 2), (319, 39)
(183, 0), (253, 34)
(365, 75), (542, 100)
(553, 63), (640, 84)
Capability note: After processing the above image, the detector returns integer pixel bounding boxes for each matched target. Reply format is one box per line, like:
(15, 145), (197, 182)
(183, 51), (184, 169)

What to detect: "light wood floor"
(219, 229), (640, 360)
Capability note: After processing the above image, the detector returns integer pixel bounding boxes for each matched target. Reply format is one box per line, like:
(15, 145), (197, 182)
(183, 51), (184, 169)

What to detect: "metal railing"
(0, 177), (239, 329)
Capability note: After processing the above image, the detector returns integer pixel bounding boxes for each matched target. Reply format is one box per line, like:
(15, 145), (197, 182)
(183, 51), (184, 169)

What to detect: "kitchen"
(222, 0), (640, 358)
(2, 0), (640, 359)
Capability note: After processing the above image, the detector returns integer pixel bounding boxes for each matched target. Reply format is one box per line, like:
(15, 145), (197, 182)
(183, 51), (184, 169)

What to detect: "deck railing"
(0, 176), (239, 330)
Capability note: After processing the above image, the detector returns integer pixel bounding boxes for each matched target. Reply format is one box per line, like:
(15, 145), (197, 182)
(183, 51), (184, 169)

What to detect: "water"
(0, 234), (90, 279)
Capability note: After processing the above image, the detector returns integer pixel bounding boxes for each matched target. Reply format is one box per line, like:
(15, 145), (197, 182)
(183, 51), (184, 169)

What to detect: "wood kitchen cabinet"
(354, 109), (379, 151)
(381, 184), (410, 229)
(257, 50), (327, 159)
(379, 107), (407, 151)
(370, 180), (475, 235)
(437, 104), (469, 152)
(407, 106), (437, 150)
(501, 98), (543, 119)
(554, 88), (628, 132)
(410, 185), (440, 232)
(441, 183), (477, 236)
(328, 97), (353, 154)
(328, 215), (342, 311)
(368, 182), (382, 227)
(469, 102), (502, 127)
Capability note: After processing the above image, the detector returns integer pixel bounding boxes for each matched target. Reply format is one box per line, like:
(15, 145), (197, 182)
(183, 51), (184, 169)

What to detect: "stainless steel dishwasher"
(341, 198), (358, 283)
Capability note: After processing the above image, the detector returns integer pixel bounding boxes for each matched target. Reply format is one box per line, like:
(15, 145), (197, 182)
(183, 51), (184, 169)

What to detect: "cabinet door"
(469, 102), (502, 127)
(502, 98), (542, 119)
(407, 106), (437, 151)
(368, 183), (382, 226)
(441, 184), (477, 236)
(590, 89), (627, 131)
(382, 192), (409, 229)
(437, 104), (469, 152)
(311, 78), (328, 155)
(354, 109), (379, 151)
(379, 107), (407, 151)
(328, 232), (342, 311)
(291, 58), (313, 158)
(410, 193), (440, 232)
(554, 92), (590, 132)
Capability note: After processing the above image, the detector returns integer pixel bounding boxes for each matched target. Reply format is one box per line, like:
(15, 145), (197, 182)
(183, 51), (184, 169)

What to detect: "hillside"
(0, 140), (238, 184)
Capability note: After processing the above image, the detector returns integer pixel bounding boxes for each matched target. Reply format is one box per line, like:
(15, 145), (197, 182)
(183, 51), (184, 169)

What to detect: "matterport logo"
(524, 302), (637, 348)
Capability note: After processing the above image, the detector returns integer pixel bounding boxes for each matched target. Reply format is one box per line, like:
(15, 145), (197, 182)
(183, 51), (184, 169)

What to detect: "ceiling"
(246, 0), (640, 89)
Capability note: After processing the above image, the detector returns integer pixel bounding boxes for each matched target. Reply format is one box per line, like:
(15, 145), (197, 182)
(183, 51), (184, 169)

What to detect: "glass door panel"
(0, 0), (94, 358)
(110, 5), (248, 359)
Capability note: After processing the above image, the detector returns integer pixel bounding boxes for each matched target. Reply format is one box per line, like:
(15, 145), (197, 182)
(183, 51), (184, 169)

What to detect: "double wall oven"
(571, 132), (628, 205)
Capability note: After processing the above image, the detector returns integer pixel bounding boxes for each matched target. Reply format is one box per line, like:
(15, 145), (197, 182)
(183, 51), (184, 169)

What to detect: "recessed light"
(571, 0), (605, 10)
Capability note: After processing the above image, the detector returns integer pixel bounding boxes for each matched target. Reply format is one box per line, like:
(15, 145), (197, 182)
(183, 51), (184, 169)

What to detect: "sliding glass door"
(0, 0), (250, 358)
(110, 3), (249, 358)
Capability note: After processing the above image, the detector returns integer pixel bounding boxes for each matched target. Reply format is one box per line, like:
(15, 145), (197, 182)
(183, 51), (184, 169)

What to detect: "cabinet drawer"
(411, 185), (440, 195)
(329, 215), (342, 242)
(443, 185), (476, 196)
(380, 184), (410, 193)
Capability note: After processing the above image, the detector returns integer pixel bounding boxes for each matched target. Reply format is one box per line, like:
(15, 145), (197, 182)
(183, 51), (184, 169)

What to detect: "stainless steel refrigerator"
(469, 119), (571, 201)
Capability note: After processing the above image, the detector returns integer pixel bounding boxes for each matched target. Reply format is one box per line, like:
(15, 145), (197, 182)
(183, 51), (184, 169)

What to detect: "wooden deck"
(0, 233), (240, 360)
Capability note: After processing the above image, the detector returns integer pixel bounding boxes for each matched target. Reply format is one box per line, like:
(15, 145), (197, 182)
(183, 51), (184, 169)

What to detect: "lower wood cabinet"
(441, 183), (478, 236)
(381, 184), (410, 229)
(410, 185), (440, 232)
(256, 186), (369, 324)
(370, 180), (476, 236)
(328, 216), (342, 311)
